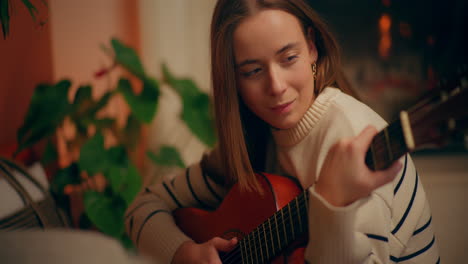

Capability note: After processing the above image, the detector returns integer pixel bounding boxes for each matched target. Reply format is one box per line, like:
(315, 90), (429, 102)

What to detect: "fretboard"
(221, 190), (309, 264)
(365, 120), (409, 170)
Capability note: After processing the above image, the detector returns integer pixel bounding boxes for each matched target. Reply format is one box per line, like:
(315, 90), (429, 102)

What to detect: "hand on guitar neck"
(314, 125), (403, 207)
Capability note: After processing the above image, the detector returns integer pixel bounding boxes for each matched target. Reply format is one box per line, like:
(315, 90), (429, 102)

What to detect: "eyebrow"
(236, 42), (300, 68)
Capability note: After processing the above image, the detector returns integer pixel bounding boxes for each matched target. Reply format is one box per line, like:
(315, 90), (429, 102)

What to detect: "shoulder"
(318, 87), (388, 136)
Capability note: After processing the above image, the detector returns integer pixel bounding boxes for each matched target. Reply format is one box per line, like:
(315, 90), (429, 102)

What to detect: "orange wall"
(0, 1), (53, 146)
(0, 0), (140, 151)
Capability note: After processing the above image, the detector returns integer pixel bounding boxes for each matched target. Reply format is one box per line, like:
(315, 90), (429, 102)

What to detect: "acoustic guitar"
(174, 72), (468, 263)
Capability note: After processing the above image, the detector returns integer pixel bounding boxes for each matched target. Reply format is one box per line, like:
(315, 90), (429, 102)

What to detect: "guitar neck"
(365, 120), (409, 170)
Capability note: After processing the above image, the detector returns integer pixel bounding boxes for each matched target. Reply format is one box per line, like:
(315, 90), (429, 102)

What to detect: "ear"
(306, 27), (318, 63)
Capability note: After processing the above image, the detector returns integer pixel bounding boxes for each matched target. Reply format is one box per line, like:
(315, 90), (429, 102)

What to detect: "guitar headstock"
(404, 67), (468, 150)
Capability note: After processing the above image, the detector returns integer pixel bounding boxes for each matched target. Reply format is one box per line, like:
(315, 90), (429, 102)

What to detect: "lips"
(271, 99), (295, 113)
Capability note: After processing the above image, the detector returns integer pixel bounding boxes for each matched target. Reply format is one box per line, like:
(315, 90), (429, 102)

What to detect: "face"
(233, 9), (317, 130)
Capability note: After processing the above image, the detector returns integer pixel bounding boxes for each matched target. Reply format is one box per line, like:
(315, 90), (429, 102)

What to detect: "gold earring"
(312, 62), (317, 80)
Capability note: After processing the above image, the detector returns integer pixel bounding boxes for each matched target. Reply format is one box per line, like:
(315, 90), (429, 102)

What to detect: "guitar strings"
(222, 190), (309, 264)
(366, 122), (408, 169)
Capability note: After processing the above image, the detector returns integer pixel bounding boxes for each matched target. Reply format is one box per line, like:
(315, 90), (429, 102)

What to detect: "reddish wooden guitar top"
(173, 172), (308, 263)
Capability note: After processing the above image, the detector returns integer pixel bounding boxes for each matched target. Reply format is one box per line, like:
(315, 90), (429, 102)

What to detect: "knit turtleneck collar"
(271, 87), (340, 147)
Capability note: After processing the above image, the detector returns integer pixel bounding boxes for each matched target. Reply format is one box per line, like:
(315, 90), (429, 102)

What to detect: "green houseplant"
(16, 38), (216, 247)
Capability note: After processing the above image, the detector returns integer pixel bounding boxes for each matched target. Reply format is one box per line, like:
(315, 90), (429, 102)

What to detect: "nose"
(267, 66), (287, 96)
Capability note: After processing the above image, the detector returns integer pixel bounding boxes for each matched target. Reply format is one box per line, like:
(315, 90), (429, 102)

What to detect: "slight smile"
(271, 99), (295, 114)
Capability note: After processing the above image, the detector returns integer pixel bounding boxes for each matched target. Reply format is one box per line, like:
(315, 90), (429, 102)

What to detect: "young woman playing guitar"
(125, 0), (440, 263)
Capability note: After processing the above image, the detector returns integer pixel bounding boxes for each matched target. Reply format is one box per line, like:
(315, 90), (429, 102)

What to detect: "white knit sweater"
(125, 87), (439, 263)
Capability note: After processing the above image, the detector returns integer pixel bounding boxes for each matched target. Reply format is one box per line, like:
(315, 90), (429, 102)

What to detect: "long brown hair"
(210, 0), (354, 191)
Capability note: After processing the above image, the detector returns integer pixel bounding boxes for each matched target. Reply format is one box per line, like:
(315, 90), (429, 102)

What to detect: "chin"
(271, 116), (299, 130)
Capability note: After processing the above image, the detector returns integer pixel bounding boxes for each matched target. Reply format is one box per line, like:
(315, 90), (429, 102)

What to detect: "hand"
(315, 125), (403, 207)
(172, 237), (238, 264)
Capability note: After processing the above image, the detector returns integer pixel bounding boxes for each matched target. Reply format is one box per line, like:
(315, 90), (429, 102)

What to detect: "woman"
(126, 0), (439, 263)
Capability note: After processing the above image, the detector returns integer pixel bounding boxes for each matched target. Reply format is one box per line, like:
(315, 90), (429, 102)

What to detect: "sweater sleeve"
(124, 151), (228, 263)
(304, 154), (439, 264)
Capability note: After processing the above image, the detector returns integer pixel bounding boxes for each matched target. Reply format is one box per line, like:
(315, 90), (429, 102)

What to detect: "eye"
(284, 55), (298, 64)
(242, 68), (262, 78)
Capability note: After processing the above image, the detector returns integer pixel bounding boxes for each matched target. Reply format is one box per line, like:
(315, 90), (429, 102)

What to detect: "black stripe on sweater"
(136, 209), (170, 246)
(163, 182), (183, 208)
(394, 155), (408, 195)
(366, 233), (388, 242)
(413, 216), (432, 236)
(392, 172), (418, 235)
(186, 168), (212, 209)
(202, 171), (223, 202)
(125, 200), (158, 220)
(390, 236), (435, 262)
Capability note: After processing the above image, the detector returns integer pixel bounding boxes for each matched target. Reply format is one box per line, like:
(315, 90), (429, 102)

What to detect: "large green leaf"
(105, 146), (142, 206)
(107, 162), (141, 206)
(162, 64), (216, 147)
(83, 191), (126, 238)
(78, 132), (108, 175)
(0, 0), (10, 39)
(111, 38), (145, 79)
(147, 146), (185, 168)
(117, 78), (159, 123)
(16, 80), (73, 154)
(73, 85), (92, 105)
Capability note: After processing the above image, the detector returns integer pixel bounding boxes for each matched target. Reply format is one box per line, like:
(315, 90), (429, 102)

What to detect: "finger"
(373, 161), (403, 188)
(354, 125), (379, 150)
(211, 237), (238, 252)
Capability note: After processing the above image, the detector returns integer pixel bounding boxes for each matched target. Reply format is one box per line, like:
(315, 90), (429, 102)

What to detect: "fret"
(267, 217), (275, 256)
(384, 128), (393, 161)
(252, 229), (258, 263)
(274, 210), (282, 251)
(247, 233), (257, 263)
(256, 228), (264, 262)
(240, 239), (247, 264)
(262, 222), (269, 260)
(295, 196), (303, 232)
(281, 208), (288, 244)
(288, 203), (295, 237)
(367, 121), (408, 170)
(262, 222), (270, 259)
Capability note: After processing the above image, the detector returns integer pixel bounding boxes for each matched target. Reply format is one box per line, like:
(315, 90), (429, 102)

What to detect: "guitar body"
(173, 173), (307, 263)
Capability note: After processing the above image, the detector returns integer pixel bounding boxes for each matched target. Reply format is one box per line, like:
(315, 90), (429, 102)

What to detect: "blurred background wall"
(1, 0), (467, 262)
